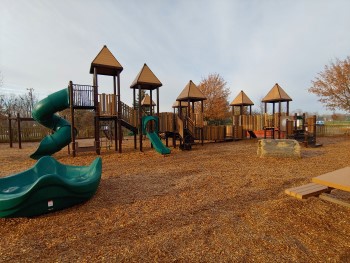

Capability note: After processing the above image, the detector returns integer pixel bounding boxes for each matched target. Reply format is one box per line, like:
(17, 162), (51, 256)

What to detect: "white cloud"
(1, 0), (350, 114)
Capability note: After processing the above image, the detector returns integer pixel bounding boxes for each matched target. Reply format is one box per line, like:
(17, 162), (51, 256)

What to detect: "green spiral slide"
(30, 88), (72, 160)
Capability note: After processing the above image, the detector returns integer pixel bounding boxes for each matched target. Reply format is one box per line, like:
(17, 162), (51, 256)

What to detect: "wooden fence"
(0, 126), (50, 143)
(0, 126), (96, 143)
(1, 116), (348, 144)
(317, 125), (350, 136)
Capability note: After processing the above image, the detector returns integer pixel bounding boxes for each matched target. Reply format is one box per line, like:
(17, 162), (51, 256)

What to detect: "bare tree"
(197, 73), (231, 124)
(1, 89), (38, 117)
(0, 71), (4, 116)
(251, 95), (266, 115)
(309, 56), (350, 113)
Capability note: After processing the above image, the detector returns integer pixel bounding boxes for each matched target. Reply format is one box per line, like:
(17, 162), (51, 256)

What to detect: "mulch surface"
(1, 137), (350, 262)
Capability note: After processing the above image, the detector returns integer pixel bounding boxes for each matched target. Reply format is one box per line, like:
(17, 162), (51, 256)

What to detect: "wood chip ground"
(1, 136), (350, 262)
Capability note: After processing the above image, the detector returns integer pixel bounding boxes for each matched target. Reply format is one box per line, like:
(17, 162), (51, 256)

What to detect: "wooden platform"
(312, 167), (350, 192)
(285, 183), (329, 199)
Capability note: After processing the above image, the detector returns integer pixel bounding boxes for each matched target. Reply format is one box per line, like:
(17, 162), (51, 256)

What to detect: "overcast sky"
(1, 0), (350, 114)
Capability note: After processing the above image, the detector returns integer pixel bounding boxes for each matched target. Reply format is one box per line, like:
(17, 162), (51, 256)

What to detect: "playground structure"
(174, 80), (206, 150)
(230, 90), (255, 139)
(130, 63), (169, 153)
(285, 113), (319, 147)
(261, 83), (292, 139)
(5, 45), (323, 158)
(70, 45), (125, 156)
(54, 46), (170, 157)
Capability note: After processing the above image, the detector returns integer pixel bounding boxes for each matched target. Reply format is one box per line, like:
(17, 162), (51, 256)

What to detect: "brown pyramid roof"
(141, 94), (156, 106)
(172, 101), (189, 108)
(130, 63), (162, 90)
(230, 90), (254, 106)
(176, 80), (207, 102)
(90, 45), (123, 75)
(262, 83), (292, 102)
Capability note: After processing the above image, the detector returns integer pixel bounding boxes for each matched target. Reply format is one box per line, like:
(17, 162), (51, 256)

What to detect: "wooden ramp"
(312, 167), (350, 192)
(285, 183), (329, 199)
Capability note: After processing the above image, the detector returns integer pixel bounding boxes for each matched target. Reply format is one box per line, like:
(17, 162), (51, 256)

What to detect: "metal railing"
(72, 84), (96, 107)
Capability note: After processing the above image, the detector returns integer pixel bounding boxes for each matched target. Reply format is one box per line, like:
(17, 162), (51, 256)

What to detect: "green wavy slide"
(30, 88), (72, 159)
(0, 156), (102, 218)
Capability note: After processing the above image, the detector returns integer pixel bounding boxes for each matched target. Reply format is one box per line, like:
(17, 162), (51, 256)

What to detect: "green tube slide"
(30, 88), (72, 160)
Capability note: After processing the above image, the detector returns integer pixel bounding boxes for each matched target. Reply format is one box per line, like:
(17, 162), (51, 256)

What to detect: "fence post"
(9, 114), (13, 148)
(17, 113), (22, 149)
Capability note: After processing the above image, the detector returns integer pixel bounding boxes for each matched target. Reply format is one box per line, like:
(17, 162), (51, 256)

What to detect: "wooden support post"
(150, 91), (153, 116)
(134, 134), (137, 150)
(272, 102), (275, 139)
(8, 114), (13, 148)
(278, 101), (281, 139)
(117, 73), (122, 153)
(17, 113), (22, 149)
(133, 88), (137, 150)
(157, 88), (160, 137)
(113, 76), (118, 152)
(187, 99), (190, 120)
(201, 101), (204, 146)
(313, 115), (317, 143)
(192, 102), (195, 120)
(69, 81), (76, 157)
(94, 68), (100, 155)
(139, 85), (142, 152)
(173, 108), (176, 148)
(179, 101), (182, 119)
(150, 90), (153, 149)
(264, 102), (267, 139)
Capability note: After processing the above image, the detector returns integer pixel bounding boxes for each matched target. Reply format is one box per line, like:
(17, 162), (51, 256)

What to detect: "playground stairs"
(179, 116), (201, 150)
(182, 128), (195, 150)
(102, 129), (113, 140)
(120, 119), (138, 135)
